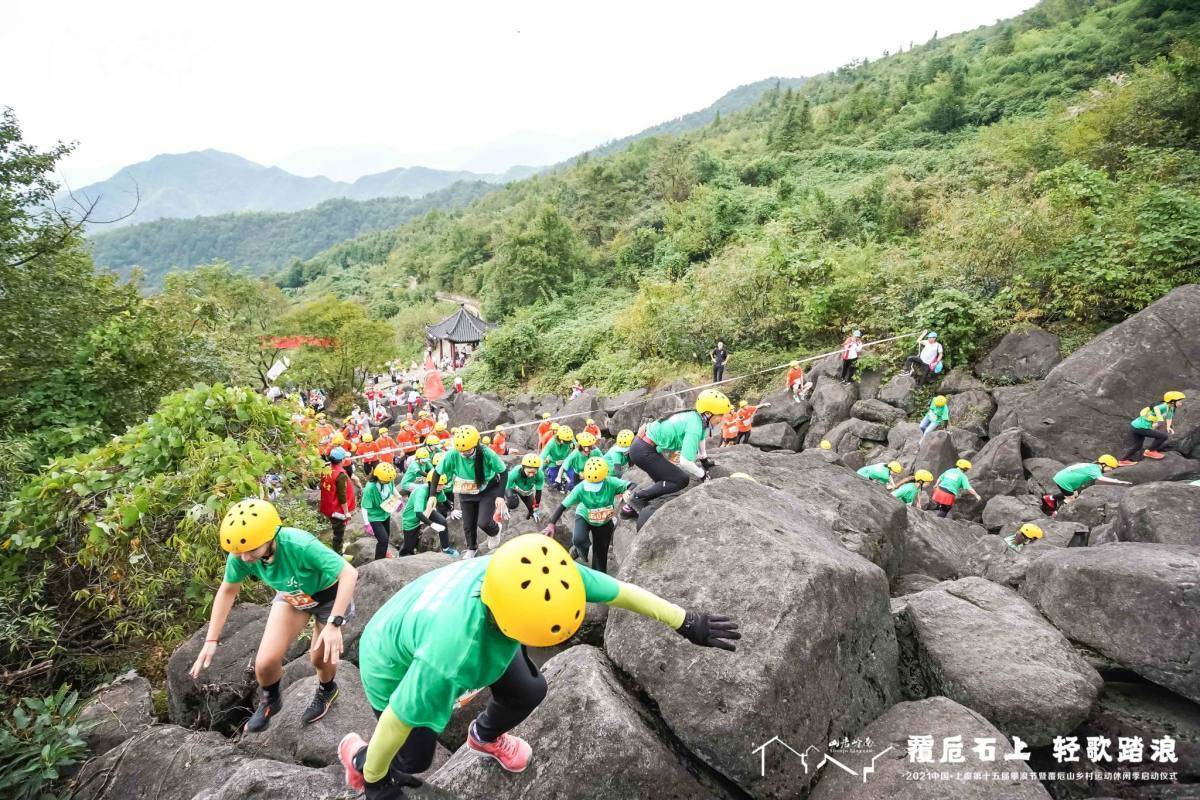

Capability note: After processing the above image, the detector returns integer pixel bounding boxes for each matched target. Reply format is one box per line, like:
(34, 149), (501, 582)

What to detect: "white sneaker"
(463, 549), (477, 559)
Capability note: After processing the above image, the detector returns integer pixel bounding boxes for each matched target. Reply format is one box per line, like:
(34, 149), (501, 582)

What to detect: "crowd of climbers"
(194, 331), (1185, 798)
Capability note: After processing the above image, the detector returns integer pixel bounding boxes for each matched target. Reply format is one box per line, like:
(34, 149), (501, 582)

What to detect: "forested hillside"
(88, 181), (493, 284)
(287, 0), (1200, 395)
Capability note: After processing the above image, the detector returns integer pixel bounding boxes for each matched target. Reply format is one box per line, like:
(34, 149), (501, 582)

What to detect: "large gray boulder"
(912, 429), (959, 484)
(747, 389), (812, 432)
(808, 697), (1051, 800)
(895, 577), (1101, 745)
(749, 421), (801, 451)
(1115, 481), (1200, 545)
(877, 373), (918, 412)
(989, 384), (1038, 438)
(960, 519), (1088, 588)
(947, 389), (997, 437)
(607, 385), (688, 434)
(167, 603), (306, 734)
(1021, 543), (1200, 702)
(900, 511), (984, 581)
(448, 392), (512, 431)
(1110, 451), (1200, 485)
(953, 428), (1028, 520)
(1080, 681), (1200, 784)
(1022, 456), (1065, 496)
(78, 670), (155, 757)
(849, 398), (905, 427)
(976, 326), (1062, 383)
(430, 646), (727, 799)
(1053, 483), (1127, 528)
(1007, 284), (1200, 461)
(803, 380), (859, 449)
(822, 417), (890, 455)
(192, 760), (356, 800)
(605, 478), (899, 799)
(344, 553), (454, 662)
(981, 494), (1042, 534)
(940, 369), (989, 394)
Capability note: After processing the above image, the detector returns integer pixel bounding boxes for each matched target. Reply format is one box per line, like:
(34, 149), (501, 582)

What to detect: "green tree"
(279, 295), (397, 397)
(482, 204), (587, 317)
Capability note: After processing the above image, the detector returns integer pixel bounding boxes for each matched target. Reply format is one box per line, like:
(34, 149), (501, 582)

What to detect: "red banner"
(262, 336), (335, 349)
(424, 369), (446, 401)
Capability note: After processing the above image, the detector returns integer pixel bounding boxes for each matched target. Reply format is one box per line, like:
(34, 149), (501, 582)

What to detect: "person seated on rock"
(543, 457), (628, 573)
(583, 418), (602, 441)
(892, 469), (933, 507)
(919, 395), (950, 440)
(719, 410), (741, 447)
(399, 447), (434, 495)
(540, 426), (576, 488)
(620, 389), (732, 518)
(930, 459), (981, 518)
(337, 533), (740, 797)
(1042, 454), (1131, 515)
(1118, 391), (1185, 465)
(1004, 523), (1044, 553)
(901, 331), (943, 386)
(190, 499), (358, 734)
(399, 472), (458, 558)
(786, 360), (813, 402)
(604, 429), (635, 477)
(536, 412), (555, 443)
(856, 460), (903, 488)
(506, 454), (546, 521)
(362, 463), (400, 562)
(559, 431), (605, 491)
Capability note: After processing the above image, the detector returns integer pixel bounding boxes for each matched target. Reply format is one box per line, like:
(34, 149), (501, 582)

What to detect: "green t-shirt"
(927, 401), (950, 424)
(506, 465), (545, 495)
(401, 482), (433, 530)
(435, 447), (506, 494)
(1003, 533), (1024, 552)
(563, 445), (606, 475)
(223, 527), (344, 601)
(561, 476), (631, 526)
(892, 482), (920, 504)
(1131, 404), (1166, 430)
(646, 411), (706, 461)
(857, 463), (892, 485)
(358, 556), (620, 731)
(604, 446), (630, 470)
(936, 468), (972, 496)
(361, 480), (396, 523)
(1053, 462), (1102, 494)
(400, 459), (433, 492)
(539, 438), (573, 467)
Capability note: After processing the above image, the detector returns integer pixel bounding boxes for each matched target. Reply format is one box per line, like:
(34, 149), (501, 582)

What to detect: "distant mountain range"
(65, 151), (536, 229)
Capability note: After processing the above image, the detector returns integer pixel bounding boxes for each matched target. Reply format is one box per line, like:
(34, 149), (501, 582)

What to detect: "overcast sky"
(5, 0), (1036, 182)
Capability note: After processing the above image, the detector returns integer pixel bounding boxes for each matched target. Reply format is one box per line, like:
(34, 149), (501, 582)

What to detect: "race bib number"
(667, 451), (681, 465)
(381, 493), (403, 515)
(588, 506), (615, 523)
(282, 591), (318, 610)
(454, 477), (480, 495)
(514, 487), (532, 497)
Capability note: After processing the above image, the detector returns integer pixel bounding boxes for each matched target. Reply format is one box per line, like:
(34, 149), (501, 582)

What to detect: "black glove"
(365, 771), (423, 800)
(676, 610), (741, 651)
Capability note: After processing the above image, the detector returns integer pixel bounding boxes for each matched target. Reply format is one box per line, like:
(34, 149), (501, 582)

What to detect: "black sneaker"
(302, 682), (339, 725)
(245, 690), (282, 733)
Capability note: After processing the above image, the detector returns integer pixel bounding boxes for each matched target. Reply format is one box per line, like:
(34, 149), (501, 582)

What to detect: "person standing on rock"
(319, 447), (356, 555)
(543, 457), (628, 573)
(1118, 391), (1185, 465)
(720, 411), (741, 447)
(620, 389), (732, 517)
(919, 395), (951, 440)
(190, 499), (358, 733)
(604, 429), (635, 477)
(337, 533), (740, 796)
(710, 340), (729, 383)
(930, 459), (981, 518)
(892, 469), (933, 507)
(436, 425), (509, 559)
(1042, 455), (1131, 515)
(362, 463), (400, 561)
(540, 426), (576, 487)
(734, 400), (769, 444)
(839, 329), (864, 384)
(506, 454), (546, 521)
(398, 472), (458, 558)
(902, 331), (943, 386)
(786, 360), (813, 402)
(857, 460), (903, 488)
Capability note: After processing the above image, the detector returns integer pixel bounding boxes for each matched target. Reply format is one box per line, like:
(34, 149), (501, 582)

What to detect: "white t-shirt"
(919, 341), (943, 365)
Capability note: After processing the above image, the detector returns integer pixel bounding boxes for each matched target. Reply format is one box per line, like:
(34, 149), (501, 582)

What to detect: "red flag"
(424, 354), (436, 370)
(424, 369), (446, 401)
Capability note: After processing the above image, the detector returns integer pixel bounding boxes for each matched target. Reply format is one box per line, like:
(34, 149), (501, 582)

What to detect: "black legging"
(369, 518), (391, 560)
(1120, 424), (1168, 462)
(399, 509), (450, 555)
(458, 478), (504, 549)
(904, 356), (931, 385)
(506, 489), (537, 517)
(712, 363), (725, 383)
(840, 358), (857, 382)
(735, 430), (751, 445)
(329, 515), (346, 554)
(571, 517), (615, 574)
(629, 437), (690, 504)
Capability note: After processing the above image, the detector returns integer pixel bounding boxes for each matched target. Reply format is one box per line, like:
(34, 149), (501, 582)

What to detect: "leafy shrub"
(0, 685), (90, 800)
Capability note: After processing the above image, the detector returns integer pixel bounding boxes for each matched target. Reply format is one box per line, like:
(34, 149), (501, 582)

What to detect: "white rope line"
(342, 330), (923, 461)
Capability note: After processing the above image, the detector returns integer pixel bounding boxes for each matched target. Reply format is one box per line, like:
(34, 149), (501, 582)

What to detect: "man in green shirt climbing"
(1118, 391), (1185, 464)
(189, 498), (358, 733)
(337, 533), (739, 798)
(505, 454), (546, 521)
(398, 447), (434, 494)
(604, 429), (635, 477)
(540, 425), (577, 487)
(398, 472), (459, 558)
(435, 425), (509, 559)
(558, 431), (605, 491)
(543, 456), (629, 574)
(857, 460), (903, 488)
(1041, 454), (1131, 515)
(930, 459), (982, 518)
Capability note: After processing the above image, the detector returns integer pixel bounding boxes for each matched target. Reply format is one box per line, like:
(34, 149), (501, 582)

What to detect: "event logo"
(751, 736), (893, 783)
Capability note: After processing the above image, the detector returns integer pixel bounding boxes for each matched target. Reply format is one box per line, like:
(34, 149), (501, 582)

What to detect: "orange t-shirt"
(539, 429), (556, 449)
(537, 421), (554, 439)
(583, 424), (601, 440)
(395, 429), (416, 455)
(375, 436), (398, 463)
(722, 417), (741, 440)
(786, 367), (805, 388)
(358, 440), (379, 463)
(436, 429), (451, 442)
(737, 406), (758, 433)
(414, 419), (435, 438)
(491, 432), (508, 454)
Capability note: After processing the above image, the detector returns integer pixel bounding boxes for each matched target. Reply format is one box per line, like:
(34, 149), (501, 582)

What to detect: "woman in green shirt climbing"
(543, 456), (629, 574)
(891, 469), (933, 507)
(435, 425), (509, 559)
(604, 429), (635, 477)
(337, 533), (739, 798)
(398, 472), (459, 558)
(1118, 391), (1185, 464)
(505, 454), (546, 521)
(919, 395), (950, 440)
(621, 389), (732, 517)
(558, 431), (605, 491)
(361, 463), (399, 561)
(1041, 454), (1130, 515)
(189, 499), (358, 734)
(930, 459), (982, 518)
(539, 425), (576, 487)
(857, 460), (903, 488)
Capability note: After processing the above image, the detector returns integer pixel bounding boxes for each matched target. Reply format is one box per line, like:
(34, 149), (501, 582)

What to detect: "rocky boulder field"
(70, 286), (1200, 799)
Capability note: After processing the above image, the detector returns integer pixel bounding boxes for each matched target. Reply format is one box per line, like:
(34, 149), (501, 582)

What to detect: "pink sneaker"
(338, 732), (367, 791)
(467, 722), (531, 772)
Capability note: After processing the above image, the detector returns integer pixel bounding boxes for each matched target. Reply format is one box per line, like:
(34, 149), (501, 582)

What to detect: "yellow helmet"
(374, 463), (397, 483)
(585, 418), (595, 426)
(542, 412), (551, 419)
(419, 410), (431, 418)
(887, 461), (903, 474)
(482, 435), (492, 445)
(956, 459), (972, 471)
(616, 430), (634, 448)
(436, 472), (448, 487)
(425, 434), (441, 446)
(556, 426), (575, 443)
(576, 431), (597, 448)
(1164, 391), (1185, 403)
(304, 407), (314, 417)
(933, 395), (948, 407)
(914, 469), (934, 483)
(219, 498), (282, 554)
(1019, 523), (1044, 540)
(414, 447), (430, 460)
(377, 427), (389, 436)
(819, 440), (832, 450)
(431, 452), (445, 467)
(696, 389), (732, 416)
(738, 400), (748, 409)
(435, 422), (447, 431)
(1096, 454), (1118, 469)
(362, 433), (374, 443)
(316, 412), (326, 420)
(582, 456), (609, 483)
(454, 425), (481, 452)
(521, 453), (543, 469)
(790, 360), (800, 369)
(481, 534), (586, 647)
(331, 432), (345, 446)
